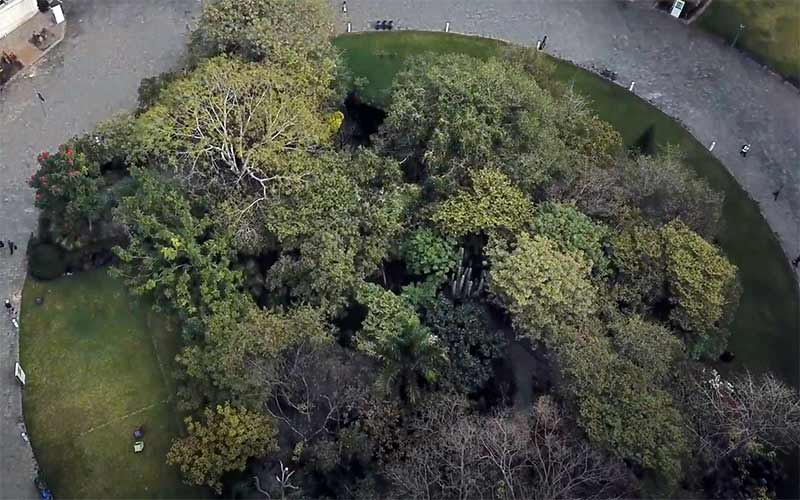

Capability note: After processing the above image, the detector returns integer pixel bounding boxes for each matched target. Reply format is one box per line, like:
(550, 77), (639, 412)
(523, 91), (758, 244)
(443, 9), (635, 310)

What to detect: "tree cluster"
(29, 2), (800, 498)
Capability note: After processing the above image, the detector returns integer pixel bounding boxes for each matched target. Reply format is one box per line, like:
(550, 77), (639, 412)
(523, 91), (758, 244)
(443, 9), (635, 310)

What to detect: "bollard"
(629, 81), (635, 92)
(445, 22), (450, 33)
(709, 141), (716, 151)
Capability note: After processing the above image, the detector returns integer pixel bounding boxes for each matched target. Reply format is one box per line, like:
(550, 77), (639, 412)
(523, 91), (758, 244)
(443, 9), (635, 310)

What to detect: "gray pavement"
(0, 1), (200, 498)
(336, 0), (800, 272)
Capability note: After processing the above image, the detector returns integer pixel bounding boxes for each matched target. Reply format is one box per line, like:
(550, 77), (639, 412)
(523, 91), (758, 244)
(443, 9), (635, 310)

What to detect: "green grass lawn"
(698, 0), (800, 82)
(334, 31), (800, 387)
(20, 270), (203, 499)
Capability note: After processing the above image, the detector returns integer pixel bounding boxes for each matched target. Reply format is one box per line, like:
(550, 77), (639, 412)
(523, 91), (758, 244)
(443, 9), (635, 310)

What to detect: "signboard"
(14, 362), (25, 386)
(670, 0), (685, 18)
(53, 5), (65, 25)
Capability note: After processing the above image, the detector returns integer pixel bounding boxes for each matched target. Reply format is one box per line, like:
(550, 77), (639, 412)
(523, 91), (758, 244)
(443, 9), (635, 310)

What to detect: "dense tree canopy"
(191, 0), (336, 71)
(111, 169), (242, 320)
(557, 334), (688, 483)
(34, 3), (788, 497)
(378, 54), (617, 195)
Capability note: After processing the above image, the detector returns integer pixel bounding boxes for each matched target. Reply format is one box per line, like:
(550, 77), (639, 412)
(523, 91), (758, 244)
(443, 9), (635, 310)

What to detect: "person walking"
(740, 143), (751, 157)
(342, 1), (347, 13)
(8, 240), (16, 255)
(772, 184), (783, 201)
(793, 253), (800, 269)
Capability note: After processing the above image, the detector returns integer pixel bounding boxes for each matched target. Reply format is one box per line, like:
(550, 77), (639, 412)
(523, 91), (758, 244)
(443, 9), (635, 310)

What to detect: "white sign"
(670, 0), (685, 18)
(14, 363), (25, 386)
(53, 5), (66, 25)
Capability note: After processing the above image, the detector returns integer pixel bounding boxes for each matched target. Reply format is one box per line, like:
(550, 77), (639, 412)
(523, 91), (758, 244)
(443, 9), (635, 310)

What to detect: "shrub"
(400, 228), (457, 277)
(29, 243), (66, 280)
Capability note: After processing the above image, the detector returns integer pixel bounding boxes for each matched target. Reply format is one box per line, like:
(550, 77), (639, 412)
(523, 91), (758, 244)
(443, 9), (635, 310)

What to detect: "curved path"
(337, 0), (800, 271)
(0, 1), (200, 497)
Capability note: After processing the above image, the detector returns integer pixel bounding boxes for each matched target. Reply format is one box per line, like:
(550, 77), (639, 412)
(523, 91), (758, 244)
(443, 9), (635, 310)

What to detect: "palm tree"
(377, 321), (447, 404)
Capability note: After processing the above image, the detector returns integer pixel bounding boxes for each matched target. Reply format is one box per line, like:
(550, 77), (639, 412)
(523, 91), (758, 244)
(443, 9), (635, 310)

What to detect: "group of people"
(0, 240), (17, 255)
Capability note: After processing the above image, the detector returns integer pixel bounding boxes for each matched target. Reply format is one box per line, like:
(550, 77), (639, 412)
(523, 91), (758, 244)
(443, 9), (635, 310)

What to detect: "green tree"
(355, 283), (446, 402)
(376, 321), (446, 404)
(379, 54), (588, 194)
(558, 334), (687, 484)
(432, 168), (534, 238)
(609, 315), (683, 382)
(424, 298), (507, 394)
(662, 220), (739, 358)
(191, 0), (335, 68)
(261, 151), (410, 314)
(355, 283), (421, 357)
(400, 228), (458, 278)
(111, 169), (242, 320)
(178, 304), (330, 403)
(134, 56), (333, 211)
(531, 202), (610, 277)
(167, 402), (278, 494)
(488, 233), (597, 342)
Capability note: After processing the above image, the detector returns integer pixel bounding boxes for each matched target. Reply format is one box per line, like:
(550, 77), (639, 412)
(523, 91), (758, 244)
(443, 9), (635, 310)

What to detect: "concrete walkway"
(0, 1), (200, 498)
(336, 0), (800, 270)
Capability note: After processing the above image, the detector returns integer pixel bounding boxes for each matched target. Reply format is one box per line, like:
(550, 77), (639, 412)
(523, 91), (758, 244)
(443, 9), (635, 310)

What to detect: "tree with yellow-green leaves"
(167, 402), (278, 494)
(487, 233), (597, 342)
(610, 220), (739, 359)
(662, 220), (739, 357)
(134, 56), (333, 207)
(557, 334), (688, 486)
(432, 168), (534, 238)
(191, 0), (336, 69)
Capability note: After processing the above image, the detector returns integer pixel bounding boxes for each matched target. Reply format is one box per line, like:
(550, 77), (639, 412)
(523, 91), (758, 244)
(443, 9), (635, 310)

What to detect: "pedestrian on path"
(0, 240), (5, 250)
(793, 254), (800, 269)
(772, 184), (783, 201)
(342, 1), (347, 13)
(8, 240), (16, 255)
(740, 143), (750, 157)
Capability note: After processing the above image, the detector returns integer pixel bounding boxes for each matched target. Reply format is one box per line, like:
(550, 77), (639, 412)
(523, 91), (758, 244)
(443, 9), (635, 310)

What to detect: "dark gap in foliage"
(380, 259), (412, 293)
(334, 300), (368, 348)
(343, 91), (386, 146)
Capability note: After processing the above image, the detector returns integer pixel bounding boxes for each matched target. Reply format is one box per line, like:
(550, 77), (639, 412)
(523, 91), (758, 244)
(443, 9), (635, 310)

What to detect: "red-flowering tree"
(28, 145), (103, 246)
